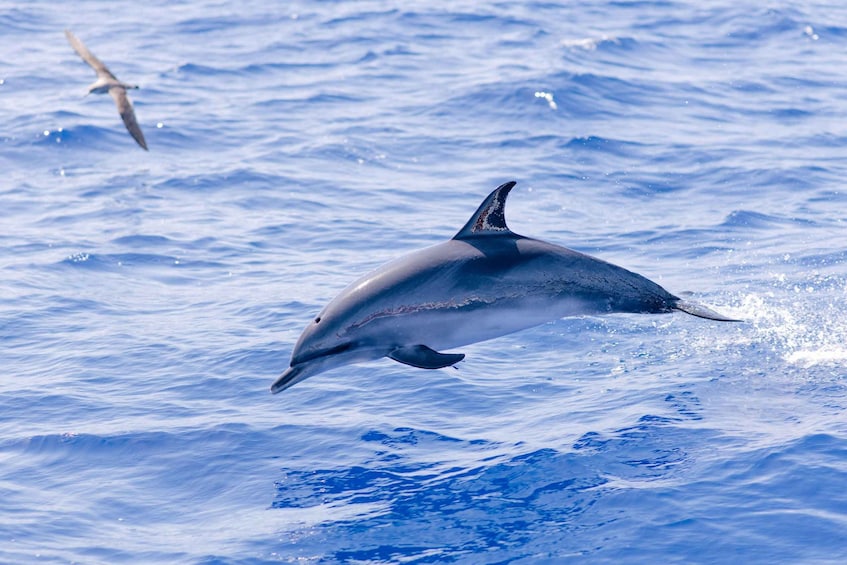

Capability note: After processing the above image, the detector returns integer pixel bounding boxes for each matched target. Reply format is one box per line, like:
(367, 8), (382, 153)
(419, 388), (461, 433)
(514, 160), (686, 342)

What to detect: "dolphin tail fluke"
(388, 344), (465, 369)
(674, 300), (742, 322)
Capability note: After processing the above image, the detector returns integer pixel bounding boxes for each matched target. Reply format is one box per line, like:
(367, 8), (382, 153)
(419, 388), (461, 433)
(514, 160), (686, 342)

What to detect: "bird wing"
(65, 29), (117, 80)
(110, 87), (148, 150)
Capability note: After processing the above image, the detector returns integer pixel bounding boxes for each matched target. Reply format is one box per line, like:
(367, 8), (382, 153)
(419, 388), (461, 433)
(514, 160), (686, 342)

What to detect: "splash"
(730, 275), (847, 368)
(534, 91), (558, 110)
(560, 35), (619, 51)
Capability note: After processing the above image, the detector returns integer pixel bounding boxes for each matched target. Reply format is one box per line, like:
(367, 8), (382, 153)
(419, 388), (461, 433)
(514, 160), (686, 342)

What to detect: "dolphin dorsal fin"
(453, 181), (517, 239)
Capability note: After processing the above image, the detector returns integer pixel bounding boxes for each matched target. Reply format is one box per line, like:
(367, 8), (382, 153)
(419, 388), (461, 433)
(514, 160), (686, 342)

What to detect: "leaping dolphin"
(65, 29), (148, 150)
(271, 181), (738, 394)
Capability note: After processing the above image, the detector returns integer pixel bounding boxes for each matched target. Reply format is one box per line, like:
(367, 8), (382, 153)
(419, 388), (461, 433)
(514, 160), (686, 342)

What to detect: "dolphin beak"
(270, 365), (309, 394)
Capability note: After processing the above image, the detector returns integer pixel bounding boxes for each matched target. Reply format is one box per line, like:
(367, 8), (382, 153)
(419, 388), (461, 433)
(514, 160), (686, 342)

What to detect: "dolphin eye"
(314, 317), (321, 324)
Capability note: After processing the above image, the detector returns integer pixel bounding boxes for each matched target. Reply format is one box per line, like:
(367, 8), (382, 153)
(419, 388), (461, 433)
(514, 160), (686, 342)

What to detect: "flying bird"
(65, 29), (148, 150)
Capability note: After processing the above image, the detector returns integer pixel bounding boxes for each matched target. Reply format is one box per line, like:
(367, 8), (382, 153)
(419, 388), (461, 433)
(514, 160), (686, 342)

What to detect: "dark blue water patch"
(302, 92), (369, 106)
(729, 80), (778, 95)
(720, 210), (811, 230)
(810, 23), (847, 39)
(0, 390), (111, 428)
(664, 389), (704, 420)
(797, 378), (847, 410)
(111, 234), (177, 249)
(71, 338), (187, 373)
(5, 424), (279, 522)
(425, 78), (635, 123)
(16, 423), (267, 459)
(239, 60), (341, 76)
(796, 249), (847, 270)
(692, 165), (830, 196)
(0, 240), (61, 261)
(769, 107), (815, 120)
(323, 7), (401, 28)
(59, 251), (172, 270)
(14, 430), (166, 462)
(573, 415), (687, 454)
(151, 169), (281, 194)
(170, 62), (238, 77)
(292, 135), (402, 170)
(32, 109), (83, 125)
(205, 343), (291, 378)
(355, 49), (380, 64)
(563, 135), (647, 157)
(108, 235), (241, 259)
(175, 14), (273, 34)
(268, 416), (730, 560)
(246, 217), (331, 245)
(361, 427), (468, 449)
(770, 74), (843, 92)
(793, 133), (847, 149)
(690, 6), (806, 47)
(43, 123), (137, 152)
(14, 294), (117, 320)
(132, 124), (196, 152)
(490, 133), (563, 150)
(326, 124), (409, 139)
(382, 43), (420, 57)
(560, 35), (672, 75)
(606, 0), (676, 8)
(273, 427), (497, 502)
(56, 251), (230, 287)
(271, 444), (611, 561)
(591, 35), (643, 54)
(647, 433), (847, 563)
(444, 10), (536, 29)
(559, 71), (671, 116)
(0, 8), (39, 31)
(639, 231), (741, 261)
(617, 175), (687, 198)
(723, 7), (808, 42)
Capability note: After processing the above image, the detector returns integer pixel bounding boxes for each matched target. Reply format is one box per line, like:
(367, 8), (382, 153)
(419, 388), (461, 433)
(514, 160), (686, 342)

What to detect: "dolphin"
(65, 29), (148, 150)
(271, 181), (738, 394)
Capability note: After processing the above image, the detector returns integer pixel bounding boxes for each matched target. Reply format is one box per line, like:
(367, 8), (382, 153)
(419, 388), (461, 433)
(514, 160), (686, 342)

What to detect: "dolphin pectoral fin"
(388, 345), (465, 369)
(674, 300), (742, 322)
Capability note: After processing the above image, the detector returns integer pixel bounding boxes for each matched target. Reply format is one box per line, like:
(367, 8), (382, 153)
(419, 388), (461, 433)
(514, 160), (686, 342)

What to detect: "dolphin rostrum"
(271, 181), (738, 393)
(65, 30), (148, 150)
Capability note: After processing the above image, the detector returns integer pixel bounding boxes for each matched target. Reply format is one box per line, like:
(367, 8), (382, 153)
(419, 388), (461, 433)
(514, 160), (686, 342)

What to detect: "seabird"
(65, 29), (148, 150)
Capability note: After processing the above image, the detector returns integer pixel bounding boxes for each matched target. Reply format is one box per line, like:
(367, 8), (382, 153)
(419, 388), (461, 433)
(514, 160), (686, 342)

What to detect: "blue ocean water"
(2, 1), (846, 562)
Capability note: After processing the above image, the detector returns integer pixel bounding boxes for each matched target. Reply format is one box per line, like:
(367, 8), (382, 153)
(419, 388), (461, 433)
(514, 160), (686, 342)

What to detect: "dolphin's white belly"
(409, 296), (593, 351)
(346, 284), (598, 352)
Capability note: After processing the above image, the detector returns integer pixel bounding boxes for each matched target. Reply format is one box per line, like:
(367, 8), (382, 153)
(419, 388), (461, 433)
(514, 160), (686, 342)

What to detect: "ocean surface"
(2, 1), (846, 562)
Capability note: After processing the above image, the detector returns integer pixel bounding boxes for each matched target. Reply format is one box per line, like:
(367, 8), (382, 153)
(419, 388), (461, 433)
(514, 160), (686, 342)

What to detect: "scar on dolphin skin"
(346, 296), (502, 332)
(472, 187), (509, 232)
(271, 181), (739, 394)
